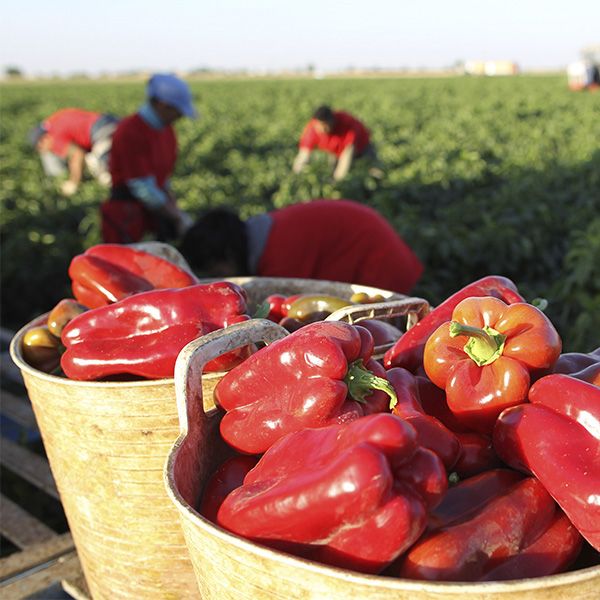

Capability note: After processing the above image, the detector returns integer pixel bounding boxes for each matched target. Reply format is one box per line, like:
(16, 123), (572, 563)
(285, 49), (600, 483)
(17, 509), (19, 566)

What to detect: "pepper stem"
(344, 359), (397, 406)
(449, 321), (506, 367)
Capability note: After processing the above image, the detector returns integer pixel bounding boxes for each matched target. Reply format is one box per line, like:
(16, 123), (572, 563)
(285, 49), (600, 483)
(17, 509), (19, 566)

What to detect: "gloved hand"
(60, 180), (79, 196)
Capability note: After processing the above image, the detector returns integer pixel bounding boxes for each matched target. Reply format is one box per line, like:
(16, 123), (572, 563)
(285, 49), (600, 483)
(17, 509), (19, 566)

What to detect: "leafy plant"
(1, 76), (599, 351)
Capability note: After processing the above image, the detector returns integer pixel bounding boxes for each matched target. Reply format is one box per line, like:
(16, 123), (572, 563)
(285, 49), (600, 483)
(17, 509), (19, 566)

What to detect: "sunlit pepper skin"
(85, 243), (198, 288)
(528, 374), (600, 439)
(493, 402), (600, 551)
(217, 413), (447, 575)
(384, 275), (524, 372)
(70, 254), (153, 308)
(392, 477), (564, 582)
(215, 321), (397, 454)
(423, 296), (561, 434)
(61, 282), (249, 380)
(386, 367), (461, 470)
(69, 243), (198, 308)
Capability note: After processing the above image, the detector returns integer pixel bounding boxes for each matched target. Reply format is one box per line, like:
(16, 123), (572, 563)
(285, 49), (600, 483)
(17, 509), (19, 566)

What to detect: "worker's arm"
(292, 148), (311, 174)
(332, 144), (355, 181)
(60, 145), (86, 195)
(128, 177), (193, 237)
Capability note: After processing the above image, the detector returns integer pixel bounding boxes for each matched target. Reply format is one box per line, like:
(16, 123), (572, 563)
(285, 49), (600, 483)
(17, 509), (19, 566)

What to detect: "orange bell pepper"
(423, 296), (561, 434)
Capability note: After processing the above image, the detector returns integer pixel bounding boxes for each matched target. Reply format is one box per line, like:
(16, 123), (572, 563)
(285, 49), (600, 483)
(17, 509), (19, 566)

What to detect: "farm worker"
(292, 105), (381, 181)
(100, 73), (196, 244)
(29, 109), (119, 196)
(179, 199), (423, 294)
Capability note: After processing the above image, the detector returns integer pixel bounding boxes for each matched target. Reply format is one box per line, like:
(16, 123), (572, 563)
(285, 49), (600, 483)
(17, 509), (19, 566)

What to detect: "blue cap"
(147, 73), (198, 119)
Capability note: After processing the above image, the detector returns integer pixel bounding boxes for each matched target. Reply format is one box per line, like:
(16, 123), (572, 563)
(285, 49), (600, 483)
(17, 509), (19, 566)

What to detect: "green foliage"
(1, 76), (599, 350)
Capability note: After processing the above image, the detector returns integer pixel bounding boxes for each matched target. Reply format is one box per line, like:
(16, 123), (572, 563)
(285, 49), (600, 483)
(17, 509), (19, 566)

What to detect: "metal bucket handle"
(325, 296), (430, 329)
(326, 296), (430, 357)
(166, 319), (288, 509)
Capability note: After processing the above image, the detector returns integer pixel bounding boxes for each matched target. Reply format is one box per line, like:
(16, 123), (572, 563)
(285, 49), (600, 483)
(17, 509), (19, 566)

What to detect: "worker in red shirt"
(101, 73), (196, 244)
(29, 109), (119, 196)
(292, 106), (381, 181)
(179, 199), (423, 294)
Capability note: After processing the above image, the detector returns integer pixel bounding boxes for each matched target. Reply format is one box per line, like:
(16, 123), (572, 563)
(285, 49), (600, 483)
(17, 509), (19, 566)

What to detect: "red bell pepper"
(493, 382), (600, 550)
(357, 319), (403, 349)
(264, 294), (287, 322)
(383, 275), (524, 372)
(386, 367), (461, 470)
(423, 296), (561, 433)
(528, 374), (600, 439)
(567, 363), (600, 386)
(553, 348), (600, 374)
(426, 469), (523, 531)
(199, 454), (259, 523)
(452, 432), (500, 478)
(415, 376), (471, 433)
(69, 243), (198, 308)
(551, 348), (600, 386)
(215, 321), (397, 454)
(392, 477), (574, 581)
(216, 413), (447, 574)
(61, 282), (250, 380)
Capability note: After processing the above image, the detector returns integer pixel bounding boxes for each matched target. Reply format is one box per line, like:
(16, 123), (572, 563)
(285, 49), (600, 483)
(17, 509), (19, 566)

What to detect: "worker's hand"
(332, 169), (346, 182)
(60, 180), (79, 196)
(97, 172), (112, 187)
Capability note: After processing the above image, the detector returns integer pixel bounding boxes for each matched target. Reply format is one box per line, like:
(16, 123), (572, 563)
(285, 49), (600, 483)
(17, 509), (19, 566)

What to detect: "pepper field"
(1, 74), (599, 351)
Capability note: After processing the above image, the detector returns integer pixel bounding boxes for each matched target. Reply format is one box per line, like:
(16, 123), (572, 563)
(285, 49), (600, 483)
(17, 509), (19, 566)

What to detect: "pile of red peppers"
(201, 275), (600, 582)
(21, 248), (600, 581)
(22, 244), (252, 380)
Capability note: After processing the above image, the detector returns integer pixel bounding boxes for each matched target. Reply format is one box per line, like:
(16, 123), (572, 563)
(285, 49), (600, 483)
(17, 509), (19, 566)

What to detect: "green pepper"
(286, 294), (352, 321)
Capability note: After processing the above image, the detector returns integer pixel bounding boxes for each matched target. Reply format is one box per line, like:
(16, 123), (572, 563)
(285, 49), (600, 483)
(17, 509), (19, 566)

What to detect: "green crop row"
(1, 75), (599, 351)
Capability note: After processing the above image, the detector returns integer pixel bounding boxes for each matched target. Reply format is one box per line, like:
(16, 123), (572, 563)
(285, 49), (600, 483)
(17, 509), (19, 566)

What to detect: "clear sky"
(2, 0), (599, 76)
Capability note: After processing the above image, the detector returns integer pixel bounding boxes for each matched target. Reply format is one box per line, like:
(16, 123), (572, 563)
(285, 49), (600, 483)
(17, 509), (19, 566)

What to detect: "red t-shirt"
(109, 114), (177, 188)
(299, 112), (370, 157)
(42, 109), (100, 157)
(257, 200), (423, 294)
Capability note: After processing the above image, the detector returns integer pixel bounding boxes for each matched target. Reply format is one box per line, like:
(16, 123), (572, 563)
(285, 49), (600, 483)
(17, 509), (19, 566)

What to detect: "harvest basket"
(164, 320), (600, 600)
(8, 277), (420, 598)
